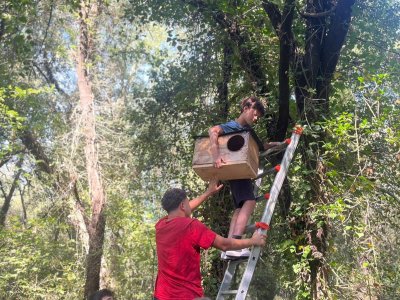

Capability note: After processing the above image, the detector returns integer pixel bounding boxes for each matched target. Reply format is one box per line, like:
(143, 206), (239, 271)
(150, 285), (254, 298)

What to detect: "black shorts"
(229, 179), (255, 208)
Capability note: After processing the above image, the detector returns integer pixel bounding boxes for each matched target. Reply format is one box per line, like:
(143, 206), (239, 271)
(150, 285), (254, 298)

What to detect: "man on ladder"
(209, 96), (278, 260)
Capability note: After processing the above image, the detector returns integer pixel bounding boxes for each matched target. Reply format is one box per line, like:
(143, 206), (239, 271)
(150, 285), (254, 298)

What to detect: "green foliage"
(306, 73), (399, 298)
(0, 0), (37, 81)
(0, 85), (54, 159)
(105, 195), (156, 300)
(0, 88), (26, 147)
(0, 217), (84, 299)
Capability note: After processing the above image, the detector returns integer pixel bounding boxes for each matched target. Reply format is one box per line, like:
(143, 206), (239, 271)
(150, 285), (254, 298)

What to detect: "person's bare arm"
(212, 231), (266, 251)
(208, 125), (225, 168)
(263, 141), (282, 150)
(189, 179), (223, 211)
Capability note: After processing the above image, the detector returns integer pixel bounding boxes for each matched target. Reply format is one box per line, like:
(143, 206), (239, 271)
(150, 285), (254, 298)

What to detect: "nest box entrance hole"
(227, 134), (245, 151)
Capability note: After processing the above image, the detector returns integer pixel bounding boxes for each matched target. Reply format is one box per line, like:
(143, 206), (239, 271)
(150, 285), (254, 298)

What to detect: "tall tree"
(76, 0), (107, 297)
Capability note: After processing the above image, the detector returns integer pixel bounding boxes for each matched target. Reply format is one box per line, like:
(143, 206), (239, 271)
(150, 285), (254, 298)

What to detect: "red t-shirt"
(154, 216), (217, 300)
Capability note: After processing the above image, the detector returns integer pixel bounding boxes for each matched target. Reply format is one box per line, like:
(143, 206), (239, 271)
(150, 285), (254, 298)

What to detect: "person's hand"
(213, 156), (225, 168)
(250, 231), (267, 247)
(206, 178), (223, 195)
(263, 141), (281, 150)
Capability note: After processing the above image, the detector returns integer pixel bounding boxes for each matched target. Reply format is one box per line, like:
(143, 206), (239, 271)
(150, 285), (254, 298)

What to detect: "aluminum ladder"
(216, 126), (303, 300)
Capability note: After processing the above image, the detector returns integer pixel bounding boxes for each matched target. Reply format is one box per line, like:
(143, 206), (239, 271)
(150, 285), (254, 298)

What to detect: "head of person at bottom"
(161, 188), (191, 217)
(88, 288), (114, 300)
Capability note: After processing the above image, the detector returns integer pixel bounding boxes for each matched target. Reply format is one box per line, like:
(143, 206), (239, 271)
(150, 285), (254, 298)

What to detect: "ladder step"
(220, 290), (238, 295)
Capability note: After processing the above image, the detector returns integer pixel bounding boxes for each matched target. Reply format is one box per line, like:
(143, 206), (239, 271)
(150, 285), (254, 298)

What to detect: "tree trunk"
(262, 0), (296, 218)
(0, 155), (24, 226)
(317, 0), (356, 107)
(76, 0), (106, 298)
(293, 1), (356, 298)
(19, 185), (27, 227)
(215, 40), (233, 122)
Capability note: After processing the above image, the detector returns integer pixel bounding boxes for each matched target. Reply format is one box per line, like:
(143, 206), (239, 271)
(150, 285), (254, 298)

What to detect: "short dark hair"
(88, 288), (114, 300)
(161, 188), (187, 213)
(240, 96), (265, 116)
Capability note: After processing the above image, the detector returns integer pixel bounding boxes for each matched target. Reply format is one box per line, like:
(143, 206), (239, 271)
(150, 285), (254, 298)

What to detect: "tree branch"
(73, 181), (90, 230)
(262, 1), (282, 35)
(20, 130), (53, 174)
(32, 61), (68, 96)
(298, 5), (336, 19)
(19, 185), (27, 226)
(0, 17), (4, 42)
(39, 0), (55, 53)
(0, 156), (24, 226)
(0, 149), (24, 169)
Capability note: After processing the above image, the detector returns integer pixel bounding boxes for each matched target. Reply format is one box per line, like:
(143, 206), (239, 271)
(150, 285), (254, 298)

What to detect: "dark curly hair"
(88, 288), (114, 300)
(161, 188), (187, 213)
(240, 96), (265, 116)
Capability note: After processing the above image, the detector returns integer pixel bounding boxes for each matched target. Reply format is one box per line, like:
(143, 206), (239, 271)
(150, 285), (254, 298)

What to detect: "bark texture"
(76, 0), (107, 298)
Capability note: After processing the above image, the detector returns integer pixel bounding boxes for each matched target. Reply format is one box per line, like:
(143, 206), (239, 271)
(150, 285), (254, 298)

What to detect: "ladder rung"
(220, 290), (238, 295)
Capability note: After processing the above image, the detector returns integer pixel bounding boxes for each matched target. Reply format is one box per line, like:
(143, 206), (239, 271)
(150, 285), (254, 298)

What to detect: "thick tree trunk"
(266, 0), (355, 297)
(216, 40), (233, 122)
(263, 0), (295, 141)
(76, 1), (106, 298)
(262, 0), (296, 217)
(294, 1), (356, 298)
(295, 0), (328, 120)
(317, 0), (356, 107)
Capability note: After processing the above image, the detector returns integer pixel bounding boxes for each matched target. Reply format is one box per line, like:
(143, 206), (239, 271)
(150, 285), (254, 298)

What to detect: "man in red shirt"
(153, 180), (266, 300)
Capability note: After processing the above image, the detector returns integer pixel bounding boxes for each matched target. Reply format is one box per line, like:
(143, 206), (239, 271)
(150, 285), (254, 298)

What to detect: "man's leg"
(224, 200), (256, 259)
(223, 180), (256, 259)
(232, 200), (256, 236)
(227, 208), (240, 238)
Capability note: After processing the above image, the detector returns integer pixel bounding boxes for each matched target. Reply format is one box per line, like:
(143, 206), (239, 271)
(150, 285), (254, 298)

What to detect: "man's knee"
(243, 199), (256, 210)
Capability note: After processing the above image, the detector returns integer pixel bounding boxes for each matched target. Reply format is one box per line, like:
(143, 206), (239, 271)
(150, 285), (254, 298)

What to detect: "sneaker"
(220, 251), (228, 260)
(225, 248), (251, 259)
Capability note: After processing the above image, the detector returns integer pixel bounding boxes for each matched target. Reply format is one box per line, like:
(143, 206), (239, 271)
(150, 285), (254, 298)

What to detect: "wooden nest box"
(192, 130), (262, 181)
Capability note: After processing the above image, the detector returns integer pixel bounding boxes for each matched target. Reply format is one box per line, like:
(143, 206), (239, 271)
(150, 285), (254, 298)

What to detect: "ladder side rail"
(216, 166), (265, 300)
(235, 130), (301, 300)
(233, 246), (262, 300)
(260, 131), (301, 225)
(216, 260), (241, 300)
